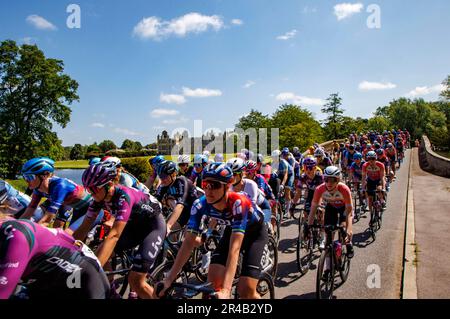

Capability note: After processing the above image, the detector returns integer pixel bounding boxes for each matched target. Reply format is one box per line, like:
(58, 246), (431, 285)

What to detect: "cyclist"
(214, 153), (225, 163)
(292, 156), (324, 217)
(0, 179), (43, 221)
(0, 213), (110, 299)
(156, 163), (267, 299)
(227, 158), (272, 231)
(277, 149), (295, 218)
(144, 155), (166, 191)
(348, 152), (367, 214)
(315, 148), (333, 172)
(189, 154), (209, 188)
(155, 161), (201, 234)
(20, 158), (95, 230)
(177, 154), (194, 178)
(292, 147), (303, 163)
(395, 137), (405, 165)
(102, 156), (150, 195)
(75, 162), (166, 299)
(362, 151), (386, 219)
(306, 166), (354, 259)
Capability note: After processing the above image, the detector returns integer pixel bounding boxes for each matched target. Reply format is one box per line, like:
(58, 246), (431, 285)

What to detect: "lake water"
(55, 169), (83, 185)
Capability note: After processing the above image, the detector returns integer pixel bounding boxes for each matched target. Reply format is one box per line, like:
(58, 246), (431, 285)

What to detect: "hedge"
(121, 157), (153, 183)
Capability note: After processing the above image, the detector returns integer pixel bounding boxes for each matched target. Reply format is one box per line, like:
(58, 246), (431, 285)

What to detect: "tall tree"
(440, 75), (450, 101)
(121, 139), (136, 150)
(321, 93), (345, 139)
(99, 140), (117, 153)
(70, 143), (84, 160)
(0, 40), (79, 178)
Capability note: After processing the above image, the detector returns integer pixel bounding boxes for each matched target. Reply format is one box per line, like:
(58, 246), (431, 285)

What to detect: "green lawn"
(54, 160), (89, 169)
(5, 179), (28, 193)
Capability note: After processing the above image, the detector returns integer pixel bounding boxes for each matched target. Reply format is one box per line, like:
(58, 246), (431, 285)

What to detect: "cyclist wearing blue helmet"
(144, 155), (166, 191)
(157, 163), (267, 299)
(0, 179), (44, 221)
(20, 157), (97, 230)
(188, 154), (209, 188)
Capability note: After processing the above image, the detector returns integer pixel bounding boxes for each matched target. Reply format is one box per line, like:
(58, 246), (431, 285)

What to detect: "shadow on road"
(278, 238), (297, 254)
(352, 228), (375, 248)
(283, 291), (316, 299)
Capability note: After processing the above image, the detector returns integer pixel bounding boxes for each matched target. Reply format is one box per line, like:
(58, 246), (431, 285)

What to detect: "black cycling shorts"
(115, 212), (167, 273)
(26, 256), (110, 299)
(211, 223), (268, 280)
(324, 205), (347, 226)
(366, 179), (381, 195)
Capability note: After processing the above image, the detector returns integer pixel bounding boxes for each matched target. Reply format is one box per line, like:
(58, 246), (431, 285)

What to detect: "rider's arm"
(380, 163), (386, 189)
(20, 192), (41, 219)
(167, 203), (184, 232)
(96, 220), (127, 266)
(71, 203), (102, 241)
(222, 232), (244, 294)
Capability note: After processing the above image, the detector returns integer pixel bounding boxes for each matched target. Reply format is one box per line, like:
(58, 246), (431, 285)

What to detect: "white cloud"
(359, 81), (397, 91)
(162, 117), (189, 125)
(276, 29), (297, 40)
(26, 15), (57, 31)
(21, 37), (37, 44)
(243, 80), (255, 89)
(276, 92), (324, 106)
(160, 93), (186, 105)
(182, 87), (222, 98)
(91, 122), (105, 128)
(133, 12), (224, 40)
(114, 128), (140, 136)
(150, 108), (179, 118)
(406, 84), (445, 97)
(334, 3), (364, 21)
(231, 19), (243, 25)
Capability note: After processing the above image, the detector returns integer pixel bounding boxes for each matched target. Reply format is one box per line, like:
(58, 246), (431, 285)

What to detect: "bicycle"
(368, 190), (385, 241)
(315, 224), (351, 299)
(296, 207), (320, 275)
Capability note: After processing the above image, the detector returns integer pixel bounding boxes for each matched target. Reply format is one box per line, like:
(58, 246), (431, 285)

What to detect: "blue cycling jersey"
(277, 159), (293, 176)
(350, 161), (365, 180)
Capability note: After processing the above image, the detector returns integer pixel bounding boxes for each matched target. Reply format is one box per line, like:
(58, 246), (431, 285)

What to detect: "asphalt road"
(275, 149), (411, 299)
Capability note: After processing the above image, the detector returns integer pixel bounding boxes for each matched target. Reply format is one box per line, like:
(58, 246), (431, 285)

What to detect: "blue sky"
(1, 0), (449, 147)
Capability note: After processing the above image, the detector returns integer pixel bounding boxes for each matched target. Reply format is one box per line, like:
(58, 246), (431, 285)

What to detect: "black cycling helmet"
(157, 161), (177, 177)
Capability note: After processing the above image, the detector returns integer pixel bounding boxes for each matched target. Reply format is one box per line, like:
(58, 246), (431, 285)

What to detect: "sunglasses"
(178, 163), (188, 168)
(23, 174), (37, 182)
(324, 177), (338, 184)
(305, 166), (315, 171)
(202, 180), (224, 190)
(194, 163), (203, 168)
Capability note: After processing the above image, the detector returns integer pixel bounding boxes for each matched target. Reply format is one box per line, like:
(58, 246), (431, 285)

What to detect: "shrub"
(121, 157), (151, 183)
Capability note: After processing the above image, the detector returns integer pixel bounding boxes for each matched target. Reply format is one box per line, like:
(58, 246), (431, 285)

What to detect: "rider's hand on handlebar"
(154, 279), (171, 299)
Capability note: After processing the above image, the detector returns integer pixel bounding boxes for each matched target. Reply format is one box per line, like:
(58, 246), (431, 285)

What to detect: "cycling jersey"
(345, 151), (356, 168)
(252, 174), (275, 200)
(231, 178), (266, 207)
(362, 162), (385, 181)
(350, 161), (365, 181)
(297, 170), (324, 192)
(86, 185), (166, 274)
(188, 169), (203, 189)
(155, 176), (200, 227)
(0, 180), (43, 221)
(275, 159), (293, 177)
(318, 157), (333, 171)
(312, 183), (352, 210)
(28, 177), (92, 223)
(0, 219), (109, 299)
(187, 192), (264, 235)
(178, 166), (194, 178)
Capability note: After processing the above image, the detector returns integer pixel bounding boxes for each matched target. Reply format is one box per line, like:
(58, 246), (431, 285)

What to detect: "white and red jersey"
(362, 161), (385, 181)
(312, 183), (352, 209)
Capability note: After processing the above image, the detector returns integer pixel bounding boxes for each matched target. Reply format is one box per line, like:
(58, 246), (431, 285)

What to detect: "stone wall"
(419, 135), (450, 178)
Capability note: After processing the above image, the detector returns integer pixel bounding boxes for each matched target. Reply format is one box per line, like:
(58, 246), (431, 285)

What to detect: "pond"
(54, 169), (84, 185)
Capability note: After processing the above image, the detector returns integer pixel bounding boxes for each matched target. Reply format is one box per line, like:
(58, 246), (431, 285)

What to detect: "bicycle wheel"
(339, 245), (351, 283)
(369, 209), (377, 241)
(296, 215), (312, 275)
(262, 235), (278, 278)
(110, 251), (132, 297)
(353, 191), (360, 223)
(193, 248), (209, 283)
(316, 250), (335, 299)
(256, 273), (275, 299)
(147, 261), (188, 298)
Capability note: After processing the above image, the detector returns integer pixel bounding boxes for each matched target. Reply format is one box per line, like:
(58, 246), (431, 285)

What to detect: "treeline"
(236, 75), (450, 152)
(65, 139), (158, 161)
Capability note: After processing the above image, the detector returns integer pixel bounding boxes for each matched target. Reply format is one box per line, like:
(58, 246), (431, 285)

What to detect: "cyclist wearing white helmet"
(177, 154), (194, 178)
(214, 153), (224, 163)
(189, 154), (209, 188)
(306, 166), (354, 258)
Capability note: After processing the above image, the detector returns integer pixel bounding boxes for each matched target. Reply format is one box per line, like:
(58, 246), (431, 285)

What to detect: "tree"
(0, 40), (79, 178)
(99, 140), (117, 153)
(367, 116), (391, 132)
(321, 93), (345, 139)
(70, 144), (84, 160)
(121, 139), (136, 150)
(440, 75), (450, 101)
(235, 109), (272, 153)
